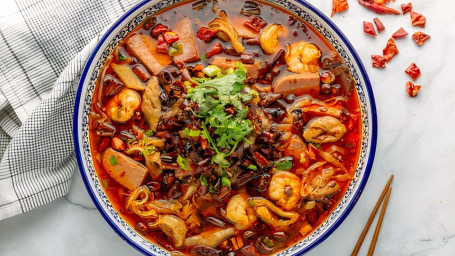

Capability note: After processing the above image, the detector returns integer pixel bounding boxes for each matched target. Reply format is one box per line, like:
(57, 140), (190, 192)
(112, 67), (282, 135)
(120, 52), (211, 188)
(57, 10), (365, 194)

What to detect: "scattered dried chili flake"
(331, 0), (349, 17)
(412, 32), (430, 46)
(363, 21), (377, 37)
(163, 31), (179, 44)
(401, 3), (412, 14)
(156, 34), (169, 54)
(373, 17), (385, 32)
(151, 24), (169, 39)
(411, 11), (426, 27)
(405, 63), (421, 81)
(196, 27), (218, 41)
(383, 38), (399, 62)
(207, 42), (223, 58)
(371, 55), (386, 68)
(406, 81), (421, 97)
(392, 27), (408, 39)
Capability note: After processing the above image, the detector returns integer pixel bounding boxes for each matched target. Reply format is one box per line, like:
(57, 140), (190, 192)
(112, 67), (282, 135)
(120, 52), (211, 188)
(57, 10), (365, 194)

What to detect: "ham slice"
(102, 148), (148, 190)
(173, 17), (200, 63)
(211, 57), (262, 79)
(126, 34), (171, 75)
(273, 72), (320, 96)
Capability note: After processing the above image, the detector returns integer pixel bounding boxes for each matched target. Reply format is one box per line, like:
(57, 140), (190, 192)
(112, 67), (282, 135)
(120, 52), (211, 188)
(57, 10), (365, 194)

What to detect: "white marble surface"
(1, 0), (454, 255)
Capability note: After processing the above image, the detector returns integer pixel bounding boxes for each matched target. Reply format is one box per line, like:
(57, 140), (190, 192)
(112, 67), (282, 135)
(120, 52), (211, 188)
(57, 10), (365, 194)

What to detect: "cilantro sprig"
(187, 62), (254, 167)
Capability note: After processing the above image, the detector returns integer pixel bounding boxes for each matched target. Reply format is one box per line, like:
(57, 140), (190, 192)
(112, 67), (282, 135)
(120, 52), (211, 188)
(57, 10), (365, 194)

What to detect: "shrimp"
(268, 171), (301, 210)
(285, 41), (321, 74)
(260, 24), (283, 55)
(226, 194), (257, 230)
(106, 88), (141, 122)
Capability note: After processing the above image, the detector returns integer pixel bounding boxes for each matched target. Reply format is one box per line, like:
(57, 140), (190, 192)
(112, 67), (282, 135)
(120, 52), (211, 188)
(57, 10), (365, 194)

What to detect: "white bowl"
(73, 0), (378, 255)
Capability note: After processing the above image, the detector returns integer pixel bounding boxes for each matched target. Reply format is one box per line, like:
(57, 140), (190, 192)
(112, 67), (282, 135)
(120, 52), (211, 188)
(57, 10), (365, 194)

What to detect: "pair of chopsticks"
(351, 175), (394, 256)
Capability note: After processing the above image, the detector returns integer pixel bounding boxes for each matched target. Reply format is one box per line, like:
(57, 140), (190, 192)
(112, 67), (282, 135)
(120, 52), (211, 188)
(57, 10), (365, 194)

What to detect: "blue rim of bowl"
(73, 0), (377, 255)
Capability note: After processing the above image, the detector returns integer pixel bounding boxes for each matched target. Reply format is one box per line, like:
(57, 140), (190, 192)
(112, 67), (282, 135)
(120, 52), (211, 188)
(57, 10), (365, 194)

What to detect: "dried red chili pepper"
(363, 21), (377, 36)
(371, 55), (386, 68)
(207, 42), (223, 58)
(358, 0), (401, 15)
(383, 38), (399, 62)
(405, 63), (421, 81)
(249, 16), (267, 30)
(392, 27), (408, 39)
(151, 24), (169, 39)
(331, 0), (349, 17)
(163, 31), (179, 45)
(401, 3), (412, 14)
(411, 11), (426, 27)
(196, 27), (218, 41)
(156, 34), (169, 54)
(97, 137), (111, 152)
(373, 17), (385, 32)
(412, 32), (430, 46)
(406, 81), (421, 97)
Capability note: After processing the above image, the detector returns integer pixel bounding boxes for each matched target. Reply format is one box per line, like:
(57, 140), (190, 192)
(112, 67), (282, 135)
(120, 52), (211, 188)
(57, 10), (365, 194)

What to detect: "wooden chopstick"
(351, 175), (394, 256)
(367, 186), (392, 256)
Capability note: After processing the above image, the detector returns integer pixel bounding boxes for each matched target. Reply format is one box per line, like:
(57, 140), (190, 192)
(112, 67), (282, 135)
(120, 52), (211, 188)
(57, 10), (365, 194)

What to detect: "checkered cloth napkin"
(0, 0), (141, 220)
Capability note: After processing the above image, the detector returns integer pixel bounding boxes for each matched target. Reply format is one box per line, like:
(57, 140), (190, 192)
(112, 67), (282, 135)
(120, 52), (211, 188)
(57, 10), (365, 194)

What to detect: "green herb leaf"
(177, 155), (190, 171)
(203, 65), (222, 77)
(274, 160), (293, 170)
(221, 171), (231, 187)
(145, 129), (154, 137)
(168, 42), (183, 56)
(109, 155), (118, 166)
(263, 237), (274, 248)
(118, 55), (127, 61)
(184, 128), (201, 137)
(241, 94), (253, 102)
(247, 165), (257, 170)
(200, 175), (208, 186)
(310, 142), (321, 149)
(300, 154), (306, 164)
(213, 152), (230, 168)
(186, 62), (253, 168)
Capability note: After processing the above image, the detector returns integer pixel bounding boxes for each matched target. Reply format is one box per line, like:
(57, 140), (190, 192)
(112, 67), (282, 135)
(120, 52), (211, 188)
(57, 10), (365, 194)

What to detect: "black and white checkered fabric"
(0, 0), (140, 220)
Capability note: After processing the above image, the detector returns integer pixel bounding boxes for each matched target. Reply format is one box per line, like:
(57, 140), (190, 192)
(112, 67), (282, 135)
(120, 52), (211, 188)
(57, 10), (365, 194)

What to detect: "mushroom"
(142, 76), (162, 132)
(144, 151), (162, 180)
(301, 167), (340, 203)
(126, 187), (183, 218)
(248, 197), (299, 228)
(148, 215), (187, 248)
(183, 227), (235, 248)
(303, 116), (346, 144)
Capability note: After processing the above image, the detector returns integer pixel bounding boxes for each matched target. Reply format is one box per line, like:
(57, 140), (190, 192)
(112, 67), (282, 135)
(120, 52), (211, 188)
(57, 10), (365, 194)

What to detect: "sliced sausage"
(102, 148), (148, 190)
(173, 17), (200, 63)
(273, 72), (320, 96)
(210, 57), (262, 78)
(126, 34), (171, 75)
